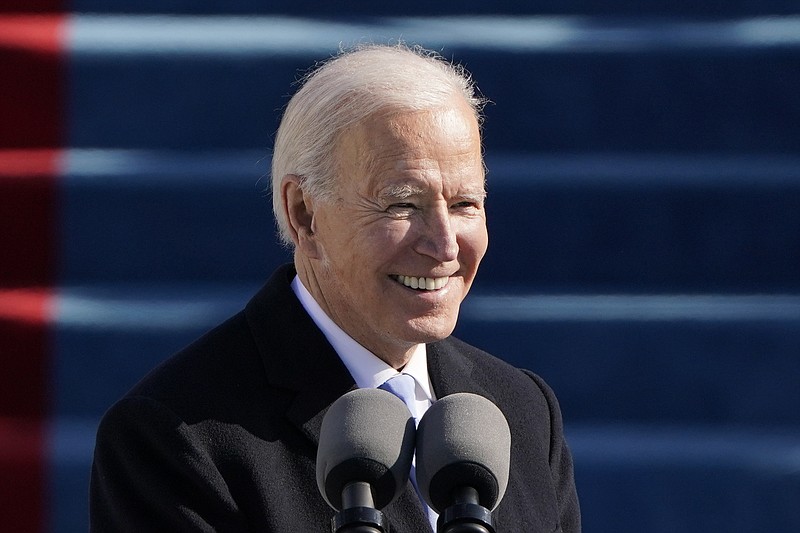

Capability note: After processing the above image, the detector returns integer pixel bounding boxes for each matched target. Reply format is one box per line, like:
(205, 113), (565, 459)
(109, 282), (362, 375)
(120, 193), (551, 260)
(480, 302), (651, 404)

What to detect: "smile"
(393, 275), (449, 291)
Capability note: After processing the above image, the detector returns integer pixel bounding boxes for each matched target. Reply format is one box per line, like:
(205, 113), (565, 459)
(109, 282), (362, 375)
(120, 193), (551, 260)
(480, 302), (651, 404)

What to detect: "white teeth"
(395, 275), (449, 291)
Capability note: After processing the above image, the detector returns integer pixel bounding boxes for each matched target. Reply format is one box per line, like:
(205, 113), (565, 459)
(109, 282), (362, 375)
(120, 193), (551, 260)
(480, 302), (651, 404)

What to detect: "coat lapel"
(427, 339), (498, 404)
(244, 265), (436, 531)
(244, 264), (355, 446)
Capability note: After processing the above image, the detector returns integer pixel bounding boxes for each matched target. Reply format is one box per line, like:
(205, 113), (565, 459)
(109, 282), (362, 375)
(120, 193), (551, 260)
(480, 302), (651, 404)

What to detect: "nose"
(415, 203), (459, 262)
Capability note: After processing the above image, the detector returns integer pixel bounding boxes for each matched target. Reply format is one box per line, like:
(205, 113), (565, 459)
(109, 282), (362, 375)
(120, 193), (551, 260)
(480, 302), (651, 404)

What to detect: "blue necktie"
(378, 374), (438, 529)
(379, 373), (419, 425)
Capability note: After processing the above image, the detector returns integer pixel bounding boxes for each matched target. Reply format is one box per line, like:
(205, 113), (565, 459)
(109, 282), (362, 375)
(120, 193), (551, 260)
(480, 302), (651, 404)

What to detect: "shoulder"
(429, 336), (566, 448)
(102, 305), (292, 442)
(119, 265), (300, 418)
(129, 311), (261, 405)
(93, 306), (293, 472)
(433, 336), (557, 407)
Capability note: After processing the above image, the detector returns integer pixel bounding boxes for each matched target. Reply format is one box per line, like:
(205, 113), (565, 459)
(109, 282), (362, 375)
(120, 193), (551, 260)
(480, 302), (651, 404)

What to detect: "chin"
(402, 316), (458, 344)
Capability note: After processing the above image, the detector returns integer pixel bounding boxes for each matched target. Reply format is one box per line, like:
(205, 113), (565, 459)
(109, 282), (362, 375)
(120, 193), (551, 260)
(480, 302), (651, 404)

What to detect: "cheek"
(331, 228), (402, 278)
(366, 221), (416, 257)
(458, 220), (489, 264)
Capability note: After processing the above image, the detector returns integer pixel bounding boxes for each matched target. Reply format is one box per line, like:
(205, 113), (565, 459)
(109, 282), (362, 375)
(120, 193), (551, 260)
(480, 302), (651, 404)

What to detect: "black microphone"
(416, 393), (511, 533)
(316, 388), (417, 533)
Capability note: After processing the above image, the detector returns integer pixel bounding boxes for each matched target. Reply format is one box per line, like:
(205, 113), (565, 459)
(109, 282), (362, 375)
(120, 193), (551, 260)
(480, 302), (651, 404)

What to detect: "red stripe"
(0, 12), (64, 533)
(0, 149), (60, 177)
(0, 15), (63, 52)
(0, 15), (65, 148)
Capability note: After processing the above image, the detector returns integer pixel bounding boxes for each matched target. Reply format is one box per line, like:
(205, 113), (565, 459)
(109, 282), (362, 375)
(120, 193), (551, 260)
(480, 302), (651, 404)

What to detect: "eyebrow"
(459, 190), (488, 204)
(377, 184), (427, 201)
(378, 184), (487, 203)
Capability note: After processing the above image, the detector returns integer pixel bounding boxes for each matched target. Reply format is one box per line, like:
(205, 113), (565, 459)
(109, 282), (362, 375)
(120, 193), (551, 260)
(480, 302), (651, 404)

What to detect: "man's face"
(304, 98), (488, 366)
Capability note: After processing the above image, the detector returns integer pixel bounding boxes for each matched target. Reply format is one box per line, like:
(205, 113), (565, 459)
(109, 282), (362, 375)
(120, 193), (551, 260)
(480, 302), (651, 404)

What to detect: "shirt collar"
(291, 275), (433, 401)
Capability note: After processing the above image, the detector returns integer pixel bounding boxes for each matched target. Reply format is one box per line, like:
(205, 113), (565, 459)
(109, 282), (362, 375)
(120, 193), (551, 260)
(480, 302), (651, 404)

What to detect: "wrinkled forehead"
(328, 110), (483, 205)
(334, 101), (482, 178)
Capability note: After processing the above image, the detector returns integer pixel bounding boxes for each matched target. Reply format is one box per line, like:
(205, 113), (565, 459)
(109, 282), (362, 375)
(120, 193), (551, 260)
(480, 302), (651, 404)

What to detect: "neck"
(294, 257), (416, 369)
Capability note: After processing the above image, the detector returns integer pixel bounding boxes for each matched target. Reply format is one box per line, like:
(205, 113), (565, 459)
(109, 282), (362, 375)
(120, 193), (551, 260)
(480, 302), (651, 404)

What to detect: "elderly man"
(90, 44), (580, 532)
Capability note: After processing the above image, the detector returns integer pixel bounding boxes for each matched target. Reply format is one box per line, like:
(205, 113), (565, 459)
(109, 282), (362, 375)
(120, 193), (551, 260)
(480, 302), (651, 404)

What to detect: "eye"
(451, 200), (482, 212)
(387, 203), (417, 216)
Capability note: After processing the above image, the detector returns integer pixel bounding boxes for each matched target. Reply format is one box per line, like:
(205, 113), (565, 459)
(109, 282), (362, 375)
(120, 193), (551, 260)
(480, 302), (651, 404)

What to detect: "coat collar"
(244, 264), (356, 445)
(244, 264), (498, 432)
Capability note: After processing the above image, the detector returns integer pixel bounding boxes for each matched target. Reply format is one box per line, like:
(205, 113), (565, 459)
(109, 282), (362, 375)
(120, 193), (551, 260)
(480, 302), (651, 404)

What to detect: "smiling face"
(291, 98), (488, 367)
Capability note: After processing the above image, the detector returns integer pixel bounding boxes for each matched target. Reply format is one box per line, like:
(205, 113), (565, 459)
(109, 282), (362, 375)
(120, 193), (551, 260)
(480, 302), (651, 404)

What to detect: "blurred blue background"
(15, 1), (800, 531)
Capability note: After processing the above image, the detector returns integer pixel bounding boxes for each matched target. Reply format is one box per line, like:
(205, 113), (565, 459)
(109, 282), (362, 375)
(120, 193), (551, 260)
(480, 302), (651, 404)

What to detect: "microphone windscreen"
(316, 388), (416, 510)
(416, 392), (511, 513)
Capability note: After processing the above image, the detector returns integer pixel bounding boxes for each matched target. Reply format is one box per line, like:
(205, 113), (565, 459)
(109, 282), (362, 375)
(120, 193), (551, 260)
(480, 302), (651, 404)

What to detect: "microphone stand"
(437, 487), (495, 533)
(331, 482), (388, 533)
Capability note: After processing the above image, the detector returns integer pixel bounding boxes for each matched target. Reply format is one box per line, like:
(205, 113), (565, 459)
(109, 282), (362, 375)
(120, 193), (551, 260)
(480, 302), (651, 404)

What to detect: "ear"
(281, 174), (321, 259)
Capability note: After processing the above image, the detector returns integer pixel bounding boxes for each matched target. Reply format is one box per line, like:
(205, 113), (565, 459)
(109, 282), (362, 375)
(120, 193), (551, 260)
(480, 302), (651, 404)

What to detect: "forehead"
(336, 102), (484, 194)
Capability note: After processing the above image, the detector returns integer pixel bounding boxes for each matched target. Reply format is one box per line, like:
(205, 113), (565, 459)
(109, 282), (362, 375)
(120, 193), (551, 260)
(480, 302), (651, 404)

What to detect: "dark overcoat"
(90, 264), (580, 532)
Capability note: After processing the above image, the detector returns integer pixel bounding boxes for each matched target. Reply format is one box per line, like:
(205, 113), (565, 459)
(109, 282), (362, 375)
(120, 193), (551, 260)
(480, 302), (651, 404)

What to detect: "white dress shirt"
(291, 275), (436, 412)
(291, 275), (438, 529)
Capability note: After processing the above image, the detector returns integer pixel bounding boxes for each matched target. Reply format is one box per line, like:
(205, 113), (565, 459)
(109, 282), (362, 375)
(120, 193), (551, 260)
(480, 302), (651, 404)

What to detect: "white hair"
(270, 43), (487, 247)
